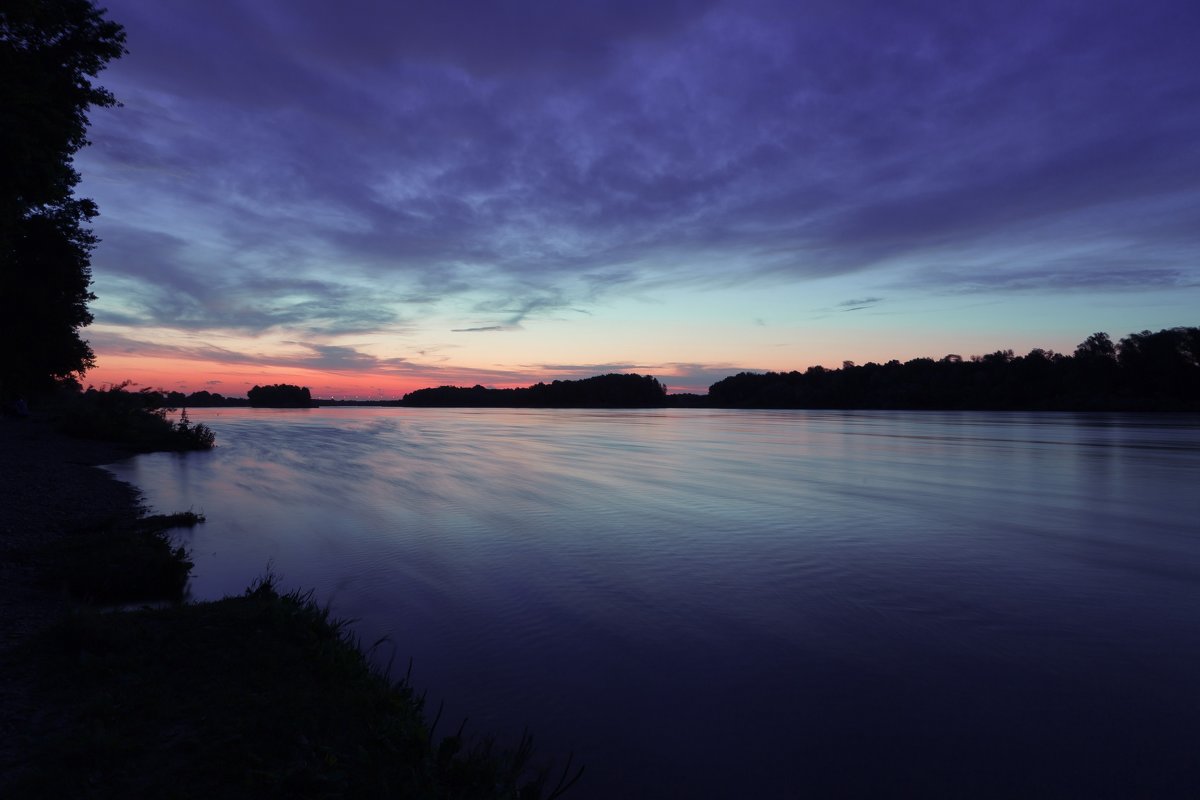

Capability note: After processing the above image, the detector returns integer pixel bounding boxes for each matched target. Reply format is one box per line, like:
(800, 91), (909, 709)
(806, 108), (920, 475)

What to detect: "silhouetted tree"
(1067, 332), (1119, 407)
(403, 374), (668, 407)
(0, 0), (125, 397)
(704, 328), (1198, 411)
(1074, 332), (1117, 361)
(1117, 328), (1200, 407)
(248, 384), (315, 408)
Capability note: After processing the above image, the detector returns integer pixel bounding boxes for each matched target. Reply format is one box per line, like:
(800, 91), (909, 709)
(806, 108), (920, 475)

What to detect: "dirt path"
(0, 415), (144, 786)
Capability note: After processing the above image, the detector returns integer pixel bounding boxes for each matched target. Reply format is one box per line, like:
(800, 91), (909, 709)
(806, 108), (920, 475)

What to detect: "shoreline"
(0, 415), (145, 648)
(0, 415), (146, 786)
(0, 415), (563, 798)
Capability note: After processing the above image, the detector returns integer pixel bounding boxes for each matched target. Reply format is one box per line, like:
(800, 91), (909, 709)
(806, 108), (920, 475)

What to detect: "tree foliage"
(403, 373), (668, 408)
(0, 0), (125, 396)
(248, 384), (316, 408)
(52, 382), (216, 450)
(707, 327), (1200, 411)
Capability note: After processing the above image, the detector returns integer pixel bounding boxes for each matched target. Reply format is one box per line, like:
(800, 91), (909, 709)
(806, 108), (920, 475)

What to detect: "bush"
(42, 512), (202, 604)
(50, 382), (216, 451)
(18, 576), (584, 799)
(173, 408), (216, 449)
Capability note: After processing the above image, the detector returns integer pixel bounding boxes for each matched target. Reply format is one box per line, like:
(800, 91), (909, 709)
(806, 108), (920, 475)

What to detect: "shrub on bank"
(49, 382), (216, 451)
(41, 512), (203, 604)
(18, 576), (583, 799)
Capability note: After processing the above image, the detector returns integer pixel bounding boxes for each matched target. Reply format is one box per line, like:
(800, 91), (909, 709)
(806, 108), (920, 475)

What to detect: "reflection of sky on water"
(108, 409), (1200, 798)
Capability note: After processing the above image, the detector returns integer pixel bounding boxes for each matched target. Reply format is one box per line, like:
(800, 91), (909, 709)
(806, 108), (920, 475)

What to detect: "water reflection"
(108, 409), (1200, 798)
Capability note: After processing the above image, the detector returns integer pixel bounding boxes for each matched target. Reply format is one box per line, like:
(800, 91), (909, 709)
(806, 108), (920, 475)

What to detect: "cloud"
(838, 297), (884, 311)
(527, 360), (765, 393)
(89, 220), (405, 335)
(908, 266), (1193, 295)
(73, 0), (1200, 371)
(86, 330), (525, 385)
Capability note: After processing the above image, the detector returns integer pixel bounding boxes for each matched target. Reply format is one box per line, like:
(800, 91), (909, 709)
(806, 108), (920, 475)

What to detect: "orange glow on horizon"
(87, 324), (1085, 399)
(85, 353), (502, 399)
(85, 352), (727, 398)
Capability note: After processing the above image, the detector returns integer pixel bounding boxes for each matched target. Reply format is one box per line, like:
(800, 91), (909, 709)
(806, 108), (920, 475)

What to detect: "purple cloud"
(75, 0), (1200, 342)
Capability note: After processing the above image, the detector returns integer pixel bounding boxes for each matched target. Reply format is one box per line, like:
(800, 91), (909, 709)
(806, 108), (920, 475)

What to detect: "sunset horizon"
(84, 322), (1186, 399)
(72, 0), (1199, 400)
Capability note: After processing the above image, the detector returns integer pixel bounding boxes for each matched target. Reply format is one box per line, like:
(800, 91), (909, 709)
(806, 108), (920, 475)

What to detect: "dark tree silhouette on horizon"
(403, 373), (669, 408)
(248, 384), (316, 408)
(0, 0), (125, 398)
(705, 327), (1199, 411)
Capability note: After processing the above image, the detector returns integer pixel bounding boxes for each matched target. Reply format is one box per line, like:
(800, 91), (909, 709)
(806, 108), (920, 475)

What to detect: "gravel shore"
(0, 415), (145, 785)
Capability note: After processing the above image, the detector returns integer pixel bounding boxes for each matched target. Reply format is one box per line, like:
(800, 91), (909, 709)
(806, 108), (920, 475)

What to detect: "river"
(106, 408), (1200, 798)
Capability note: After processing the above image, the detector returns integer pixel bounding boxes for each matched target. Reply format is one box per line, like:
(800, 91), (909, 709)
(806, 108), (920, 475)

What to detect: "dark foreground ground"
(0, 415), (574, 799)
(0, 417), (142, 781)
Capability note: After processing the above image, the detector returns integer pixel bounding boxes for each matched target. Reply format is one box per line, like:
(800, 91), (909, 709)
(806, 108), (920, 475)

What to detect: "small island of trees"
(403, 373), (668, 408)
(247, 383), (316, 408)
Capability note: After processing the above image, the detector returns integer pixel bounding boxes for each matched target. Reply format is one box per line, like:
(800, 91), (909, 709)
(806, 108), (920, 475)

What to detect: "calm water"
(107, 408), (1200, 798)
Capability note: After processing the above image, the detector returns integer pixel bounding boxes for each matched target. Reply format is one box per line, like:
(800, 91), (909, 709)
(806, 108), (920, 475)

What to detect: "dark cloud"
(470, 291), (571, 326)
(90, 220), (404, 335)
(529, 362), (641, 377)
(908, 266), (1193, 295)
(839, 298), (884, 311)
(88, 331), (420, 377)
(77, 0), (1200, 347)
(528, 361), (764, 394)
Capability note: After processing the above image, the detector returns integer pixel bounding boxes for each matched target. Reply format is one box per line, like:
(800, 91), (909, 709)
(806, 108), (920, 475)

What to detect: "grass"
(14, 576), (581, 799)
(13, 399), (582, 797)
(40, 511), (203, 604)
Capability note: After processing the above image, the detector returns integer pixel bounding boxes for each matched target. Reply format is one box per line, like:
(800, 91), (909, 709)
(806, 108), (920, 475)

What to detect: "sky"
(76, 0), (1200, 397)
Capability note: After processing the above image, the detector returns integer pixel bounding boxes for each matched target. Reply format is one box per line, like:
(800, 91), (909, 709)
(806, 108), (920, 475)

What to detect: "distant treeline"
(148, 383), (316, 408)
(708, 327), (1200, 411)
(156, 390), (247, 408)
(403, 373), (668, 408)
(136, 326), (1198, 412)
(400, 327), (1199, 411)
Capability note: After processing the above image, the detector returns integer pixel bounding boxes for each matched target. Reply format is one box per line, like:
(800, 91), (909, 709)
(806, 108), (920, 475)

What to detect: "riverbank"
(0, 415), (573, 798)
(0, 415), (142, 787)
